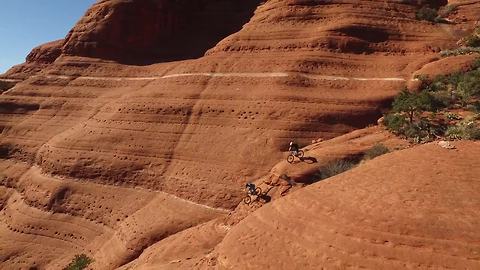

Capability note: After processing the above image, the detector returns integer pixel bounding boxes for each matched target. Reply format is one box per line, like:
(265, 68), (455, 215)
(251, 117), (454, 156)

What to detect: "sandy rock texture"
(212, 141), (480, 269)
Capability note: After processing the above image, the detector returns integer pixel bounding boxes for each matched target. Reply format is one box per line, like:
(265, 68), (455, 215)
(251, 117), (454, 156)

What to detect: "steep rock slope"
(212, 141), (480, 269)
(116, 126), (409, 269)
(0, 160), (225, 269)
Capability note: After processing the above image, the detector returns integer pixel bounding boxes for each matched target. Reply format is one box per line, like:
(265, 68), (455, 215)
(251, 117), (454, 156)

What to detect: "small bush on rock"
(364, 144), (390, 160)
(440, 47), (480, 57)
(392, 90), (445, 122)
(318, 160), (357, 180)
(465, 33), (480, 47)
(384, 113), (408, 134)
(446, 120), (480, 140)
(438, 4), (457, 17)
(64, 254), (93, 270)
(416, 7), (439, 22)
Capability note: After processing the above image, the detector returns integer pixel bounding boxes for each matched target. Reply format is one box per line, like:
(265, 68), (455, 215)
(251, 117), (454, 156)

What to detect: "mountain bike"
(287, 150), (304, 163)
(243, 186), (262, 205)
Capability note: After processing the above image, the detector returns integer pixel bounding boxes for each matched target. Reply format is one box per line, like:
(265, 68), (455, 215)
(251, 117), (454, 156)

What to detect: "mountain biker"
(245, 182), (257, 195)
(288, 141), (299, 155)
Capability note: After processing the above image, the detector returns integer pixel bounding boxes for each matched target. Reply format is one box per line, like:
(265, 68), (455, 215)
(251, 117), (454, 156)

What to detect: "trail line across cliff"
(0, 78), (22, 82)
(31, 72), (408, 82)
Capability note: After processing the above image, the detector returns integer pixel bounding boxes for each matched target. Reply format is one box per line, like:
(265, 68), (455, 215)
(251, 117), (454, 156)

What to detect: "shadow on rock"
(299, 156), (318, 164)
(258, 194), (271, 203)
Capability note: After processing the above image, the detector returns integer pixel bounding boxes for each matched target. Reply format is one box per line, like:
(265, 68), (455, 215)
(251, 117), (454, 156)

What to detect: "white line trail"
(29, 72), (408, 82)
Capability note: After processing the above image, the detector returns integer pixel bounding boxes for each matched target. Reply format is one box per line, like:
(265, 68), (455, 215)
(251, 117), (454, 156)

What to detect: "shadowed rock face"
(62, 0), (261, 64)
(399, 0), (448, 8)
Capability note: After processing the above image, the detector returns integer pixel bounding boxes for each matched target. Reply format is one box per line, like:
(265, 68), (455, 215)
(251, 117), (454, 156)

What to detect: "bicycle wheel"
(243, 196), (252, 205)
(255, 187), (262, 196)
(287, 154), (295, 163)
(297, 150), (304, 158)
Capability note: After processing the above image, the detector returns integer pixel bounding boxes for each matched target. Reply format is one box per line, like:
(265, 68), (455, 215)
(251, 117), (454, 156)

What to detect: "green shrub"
(425, 77), (448, 92)
(472, 58), (480, 69)
(446, 112), (462, 120)
(416, 7), (439, 22)
(318, 160), (357, 180)
(392, 90), (445, 122)
(445, 120), (480, 140)
(384, 114), (445, 142)
(64, 254), (93, 270)
(465, 35), (480, 47)
(440, 47), (480, 57)
(418, 66), (480, 107)
(438, 4), (457, 17)
(385, 57), (480, 142)
(402, 119), (433, 142)
(414, 74), (429, 81)
(384, 113), (407, 134)
(430, 90), (453, 108)
(446, 125), (463, 140)
(364, 144), (390, 160)
(464, 124), (480, 140)
(456, 73), (480, 105)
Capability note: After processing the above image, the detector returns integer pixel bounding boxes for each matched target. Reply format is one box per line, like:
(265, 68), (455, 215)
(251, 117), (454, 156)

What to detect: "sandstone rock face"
(62, 0), (261, 63)
(26, 40), (63, 64)
(0, 40), (63, 80)
(213, 141), (480, 269)
(1, 0), (480, 269)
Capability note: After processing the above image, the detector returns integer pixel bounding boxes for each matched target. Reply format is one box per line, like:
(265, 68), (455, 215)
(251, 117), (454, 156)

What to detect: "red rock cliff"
(62, 0), (260, 63)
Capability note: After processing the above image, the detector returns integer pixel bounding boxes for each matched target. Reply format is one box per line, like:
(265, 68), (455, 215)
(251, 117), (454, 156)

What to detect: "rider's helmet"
(289, 141), (293, 146)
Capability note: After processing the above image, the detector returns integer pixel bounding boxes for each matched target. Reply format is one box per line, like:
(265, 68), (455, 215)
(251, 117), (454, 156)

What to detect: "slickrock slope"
(1, 0), (480, 269)
(212, 141), (480, 269)
(0, 160), (225, 269)
(117, 126), (409, 269)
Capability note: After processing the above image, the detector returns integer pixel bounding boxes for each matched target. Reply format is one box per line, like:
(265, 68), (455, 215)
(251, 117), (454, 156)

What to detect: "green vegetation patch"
(317, 159), (357, 181)
(416, 6), (439, 22)
(440, 47), (480, 57)
(440, 28), (480, 57)
(64, 254), (93, 270)
(464, 27), (480, 47)
(446, 117), (480, 140)
(363, 144), (390, 160)
(384, 60), (480, 142)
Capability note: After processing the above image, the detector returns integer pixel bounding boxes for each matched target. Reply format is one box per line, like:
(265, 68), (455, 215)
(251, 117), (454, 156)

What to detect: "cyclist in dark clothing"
(245, 182), (257, 195)
(288, 141), (299, 155)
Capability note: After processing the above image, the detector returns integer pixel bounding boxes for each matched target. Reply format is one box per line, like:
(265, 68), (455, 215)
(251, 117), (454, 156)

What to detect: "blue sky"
(0, 0), (96, 73)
